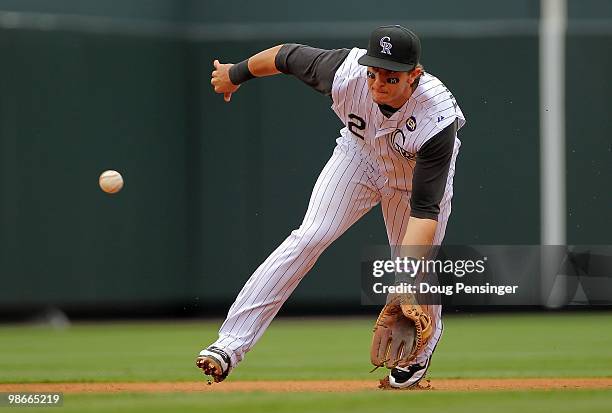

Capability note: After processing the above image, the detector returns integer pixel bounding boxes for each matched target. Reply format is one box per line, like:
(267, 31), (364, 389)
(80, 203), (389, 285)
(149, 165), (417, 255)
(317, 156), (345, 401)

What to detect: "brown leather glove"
(370, 294), (433, 369)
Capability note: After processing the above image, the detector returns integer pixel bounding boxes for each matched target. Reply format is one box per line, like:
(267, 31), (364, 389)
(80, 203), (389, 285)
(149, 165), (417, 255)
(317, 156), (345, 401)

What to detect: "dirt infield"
(1, 378), (612, 393)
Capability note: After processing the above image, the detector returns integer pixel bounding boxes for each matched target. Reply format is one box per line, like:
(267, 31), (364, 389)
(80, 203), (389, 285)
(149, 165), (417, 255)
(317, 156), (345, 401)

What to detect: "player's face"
(366, 67), (419, 108)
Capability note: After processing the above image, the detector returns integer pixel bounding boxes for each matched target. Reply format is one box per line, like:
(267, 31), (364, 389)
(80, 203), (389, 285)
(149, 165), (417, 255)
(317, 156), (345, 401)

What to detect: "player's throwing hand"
(211, 59), (240, 102)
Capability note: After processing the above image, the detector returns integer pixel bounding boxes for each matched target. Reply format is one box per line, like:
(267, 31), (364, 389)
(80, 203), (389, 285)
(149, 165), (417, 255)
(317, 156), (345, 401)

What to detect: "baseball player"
(197, 25), (465, 389)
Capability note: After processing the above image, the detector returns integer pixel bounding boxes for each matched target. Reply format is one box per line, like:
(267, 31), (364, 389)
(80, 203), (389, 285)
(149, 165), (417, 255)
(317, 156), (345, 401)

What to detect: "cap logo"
(379, 36), (392, 55)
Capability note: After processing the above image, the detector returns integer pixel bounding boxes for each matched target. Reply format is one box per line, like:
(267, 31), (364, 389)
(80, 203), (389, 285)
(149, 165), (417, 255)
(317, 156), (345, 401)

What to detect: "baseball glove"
(370, 293), (433, 369)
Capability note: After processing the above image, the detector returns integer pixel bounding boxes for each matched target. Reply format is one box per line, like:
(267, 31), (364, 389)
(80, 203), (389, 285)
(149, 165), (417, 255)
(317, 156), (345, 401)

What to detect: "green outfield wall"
(0, 1), (609, 311)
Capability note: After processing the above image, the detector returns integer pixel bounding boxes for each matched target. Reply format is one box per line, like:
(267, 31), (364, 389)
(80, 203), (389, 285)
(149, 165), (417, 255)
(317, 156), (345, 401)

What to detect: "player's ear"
(408, 67), (422, 85)
(404, 72), (414, 85)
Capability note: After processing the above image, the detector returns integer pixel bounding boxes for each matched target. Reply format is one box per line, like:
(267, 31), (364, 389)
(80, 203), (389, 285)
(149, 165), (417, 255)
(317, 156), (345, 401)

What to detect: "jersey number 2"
(348, 114), (366, 140)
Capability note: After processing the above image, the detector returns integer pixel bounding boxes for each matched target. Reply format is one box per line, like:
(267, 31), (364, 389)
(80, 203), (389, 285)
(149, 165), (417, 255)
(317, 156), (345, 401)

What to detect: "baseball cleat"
(384, 319), (443, 389)
(196, 346), (231, 383)
(387, 356), (431, 389)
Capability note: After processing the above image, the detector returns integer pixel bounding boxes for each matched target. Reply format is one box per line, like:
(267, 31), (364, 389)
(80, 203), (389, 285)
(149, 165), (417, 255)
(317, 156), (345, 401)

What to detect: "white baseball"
(99, 170), (124, 194)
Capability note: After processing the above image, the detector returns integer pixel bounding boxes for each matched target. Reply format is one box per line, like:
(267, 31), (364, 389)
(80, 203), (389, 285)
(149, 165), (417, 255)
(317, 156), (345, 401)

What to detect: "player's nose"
(372, 77), (386, 89)
(372, 82), (386, 92)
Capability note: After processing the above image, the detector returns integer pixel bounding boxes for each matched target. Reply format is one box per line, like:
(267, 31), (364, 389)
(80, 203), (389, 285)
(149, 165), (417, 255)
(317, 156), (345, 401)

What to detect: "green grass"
(1, 313), (611, 412)
(1, 313), (611, 383)
(51, 390), (612, 413)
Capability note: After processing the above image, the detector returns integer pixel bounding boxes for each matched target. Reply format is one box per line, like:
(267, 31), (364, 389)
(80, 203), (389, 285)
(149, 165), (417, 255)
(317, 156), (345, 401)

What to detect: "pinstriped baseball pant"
(211, 135), (454, 369)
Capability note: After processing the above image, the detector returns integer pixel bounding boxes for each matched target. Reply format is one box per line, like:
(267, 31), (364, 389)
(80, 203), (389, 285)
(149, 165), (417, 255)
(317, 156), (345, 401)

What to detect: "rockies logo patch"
(406, 116), (417, 132)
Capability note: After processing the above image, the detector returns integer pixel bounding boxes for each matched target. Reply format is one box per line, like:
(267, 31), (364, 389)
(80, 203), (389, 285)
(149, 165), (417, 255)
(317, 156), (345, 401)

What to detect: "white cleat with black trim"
(388, 356), (431, 388)
(196, 346), (231, 383)
(387, 319), (443, 389)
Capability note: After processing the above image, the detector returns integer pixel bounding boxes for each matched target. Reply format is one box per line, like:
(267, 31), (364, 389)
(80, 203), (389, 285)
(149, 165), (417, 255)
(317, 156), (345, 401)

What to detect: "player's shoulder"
(334, 47), (367, 80)
(412, 72), (465, 130)
(411, 73), (452, 109)
(331, 48), (368, 103)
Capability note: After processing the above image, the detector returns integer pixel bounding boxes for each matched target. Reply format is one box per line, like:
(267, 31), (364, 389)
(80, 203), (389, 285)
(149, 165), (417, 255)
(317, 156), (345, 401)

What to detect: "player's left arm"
(373, 121), (456, 369)
(401, 120), (458, 249)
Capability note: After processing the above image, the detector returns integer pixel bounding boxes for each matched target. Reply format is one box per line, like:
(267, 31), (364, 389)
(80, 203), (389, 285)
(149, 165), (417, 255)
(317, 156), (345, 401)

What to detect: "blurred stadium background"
(0, 0), (610, 321)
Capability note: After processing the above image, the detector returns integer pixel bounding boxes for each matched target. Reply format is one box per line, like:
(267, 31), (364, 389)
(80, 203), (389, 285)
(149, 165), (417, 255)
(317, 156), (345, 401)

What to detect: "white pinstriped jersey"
(331, 48), (466, 191)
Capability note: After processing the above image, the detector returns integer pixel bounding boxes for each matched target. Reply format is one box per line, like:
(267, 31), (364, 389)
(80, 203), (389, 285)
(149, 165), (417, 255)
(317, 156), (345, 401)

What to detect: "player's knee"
(291, 227), (335, 252)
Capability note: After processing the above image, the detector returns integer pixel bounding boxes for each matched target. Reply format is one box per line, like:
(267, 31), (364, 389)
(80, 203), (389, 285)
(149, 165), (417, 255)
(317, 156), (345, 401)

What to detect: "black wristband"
(228, 59), (255, 85)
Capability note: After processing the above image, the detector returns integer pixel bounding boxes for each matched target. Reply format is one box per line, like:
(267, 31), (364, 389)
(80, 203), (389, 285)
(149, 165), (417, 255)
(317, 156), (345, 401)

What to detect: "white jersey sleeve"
(330, 48), (369, 123)
(408, 73), (466, 151)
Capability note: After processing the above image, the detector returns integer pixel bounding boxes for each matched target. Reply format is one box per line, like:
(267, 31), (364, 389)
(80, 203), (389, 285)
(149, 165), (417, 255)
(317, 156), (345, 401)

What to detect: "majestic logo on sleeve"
(380, 37), (392, 55)
(390, 129), (416, 160)
(406, 116), (417, 131)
